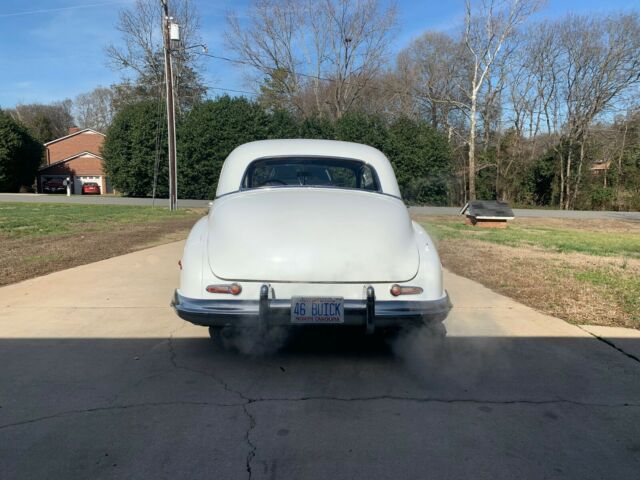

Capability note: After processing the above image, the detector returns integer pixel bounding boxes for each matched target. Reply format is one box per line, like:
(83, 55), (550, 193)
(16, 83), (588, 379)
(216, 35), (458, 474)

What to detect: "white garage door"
(74, 176), (102, 194)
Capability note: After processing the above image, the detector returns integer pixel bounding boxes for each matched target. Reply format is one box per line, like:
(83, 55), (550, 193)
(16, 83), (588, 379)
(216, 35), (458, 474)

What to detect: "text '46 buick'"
(172, 139), (452, 345)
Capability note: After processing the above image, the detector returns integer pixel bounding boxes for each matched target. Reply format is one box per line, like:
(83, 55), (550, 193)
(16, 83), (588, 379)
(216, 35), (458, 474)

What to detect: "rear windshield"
(241, 157), (380, 192)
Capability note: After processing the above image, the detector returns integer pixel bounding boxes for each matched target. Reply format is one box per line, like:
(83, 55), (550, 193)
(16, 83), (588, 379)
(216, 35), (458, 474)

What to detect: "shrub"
(385, 117), (451, 204)
(102, 100), (168, 197)
(0, 110), (43, 192)
(177, 96), (271, 199)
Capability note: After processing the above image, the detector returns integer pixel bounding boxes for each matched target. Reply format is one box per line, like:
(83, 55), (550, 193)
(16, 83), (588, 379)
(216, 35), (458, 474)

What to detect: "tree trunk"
(615, 122), (628, 207)
(468, 94), (477, 201)
(571, 140), (585, 207)
(559, 150), (564, 209)
(564, 140), (573, 210)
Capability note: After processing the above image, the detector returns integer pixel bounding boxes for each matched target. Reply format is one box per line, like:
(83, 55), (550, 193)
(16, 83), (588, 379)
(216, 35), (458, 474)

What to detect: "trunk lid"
(207, 188), (418, 283)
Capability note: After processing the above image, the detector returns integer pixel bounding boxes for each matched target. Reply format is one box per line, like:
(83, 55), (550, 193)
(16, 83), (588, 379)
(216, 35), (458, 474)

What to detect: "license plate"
(291, 297), (344, 324)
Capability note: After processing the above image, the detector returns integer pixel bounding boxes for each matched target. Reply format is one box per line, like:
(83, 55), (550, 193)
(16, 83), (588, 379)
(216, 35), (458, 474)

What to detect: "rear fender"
(180, 216), (208, 298)
(410, 221), (445, 299)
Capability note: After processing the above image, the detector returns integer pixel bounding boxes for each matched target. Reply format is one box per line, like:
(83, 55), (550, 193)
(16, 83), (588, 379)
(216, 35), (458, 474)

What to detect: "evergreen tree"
(267, 109), (300, 139)
(0, 110), (43, 192)
(334, 112), (389, 152)
(386, 117), (451, 205)
(298, 116), (336, 139)
(102, 100), (168, 197)
(177, 96), (271, 199)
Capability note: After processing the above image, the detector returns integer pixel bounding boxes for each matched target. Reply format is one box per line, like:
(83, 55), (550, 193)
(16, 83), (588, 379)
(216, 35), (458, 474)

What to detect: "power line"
(198, 51), (368, 89)
(142, 78), (257, 97)
(204, 85), (257, 96)
(0, 1), (131, 18)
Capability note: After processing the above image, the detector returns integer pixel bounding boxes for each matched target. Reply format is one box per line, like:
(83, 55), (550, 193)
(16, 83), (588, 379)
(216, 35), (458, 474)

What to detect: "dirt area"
(0, 216), (198, 287)
(417, 215), (640, 329)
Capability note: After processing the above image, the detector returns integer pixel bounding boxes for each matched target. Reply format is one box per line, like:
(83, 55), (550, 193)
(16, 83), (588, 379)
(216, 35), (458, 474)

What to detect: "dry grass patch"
(0, 203), (204, 286)
(417, 215), (640, 329)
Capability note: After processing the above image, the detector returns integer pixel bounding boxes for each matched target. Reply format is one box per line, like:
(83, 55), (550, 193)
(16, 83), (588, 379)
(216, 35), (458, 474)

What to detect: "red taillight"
(390, 284), (423, 296)
(206, 283), (242, 295)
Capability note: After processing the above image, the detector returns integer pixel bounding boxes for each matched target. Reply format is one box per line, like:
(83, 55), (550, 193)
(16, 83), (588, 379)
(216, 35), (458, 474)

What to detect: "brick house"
(38, 127), (112, 194)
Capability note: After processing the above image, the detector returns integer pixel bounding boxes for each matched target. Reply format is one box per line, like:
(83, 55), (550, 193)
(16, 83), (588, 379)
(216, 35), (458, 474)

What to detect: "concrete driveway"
(1, 241), (639, 479)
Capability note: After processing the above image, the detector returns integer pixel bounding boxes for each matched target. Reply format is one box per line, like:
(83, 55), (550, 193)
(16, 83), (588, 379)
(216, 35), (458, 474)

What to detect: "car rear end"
(82, 182), (101, 195)
(172, 189), (451, 334)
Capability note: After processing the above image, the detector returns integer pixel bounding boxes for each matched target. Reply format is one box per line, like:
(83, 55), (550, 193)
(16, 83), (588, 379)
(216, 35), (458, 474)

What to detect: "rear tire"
(208, 326), (229, 349)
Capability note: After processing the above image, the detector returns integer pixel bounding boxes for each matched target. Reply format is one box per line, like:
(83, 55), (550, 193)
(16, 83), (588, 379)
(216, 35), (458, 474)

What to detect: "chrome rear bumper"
(171, 286), (452, 333)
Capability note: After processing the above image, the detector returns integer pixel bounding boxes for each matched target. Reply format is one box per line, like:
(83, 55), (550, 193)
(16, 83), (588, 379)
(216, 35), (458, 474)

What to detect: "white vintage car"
(172, 139), (451, 343)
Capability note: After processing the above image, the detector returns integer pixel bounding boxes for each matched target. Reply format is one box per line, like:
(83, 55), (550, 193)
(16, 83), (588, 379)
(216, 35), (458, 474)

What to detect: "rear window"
(241, 157), (380, 192)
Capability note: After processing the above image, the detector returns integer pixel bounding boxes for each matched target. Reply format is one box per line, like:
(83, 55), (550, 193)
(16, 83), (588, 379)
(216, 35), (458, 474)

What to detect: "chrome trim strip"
(172, 290), (452, 327)
(214, 186), (403, 201)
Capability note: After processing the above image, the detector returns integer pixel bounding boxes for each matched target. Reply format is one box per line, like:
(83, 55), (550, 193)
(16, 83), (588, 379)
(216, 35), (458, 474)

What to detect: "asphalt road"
(0, 193), (211, 208)
(1, 241), (639, 479)
(2, 193), (639, 220)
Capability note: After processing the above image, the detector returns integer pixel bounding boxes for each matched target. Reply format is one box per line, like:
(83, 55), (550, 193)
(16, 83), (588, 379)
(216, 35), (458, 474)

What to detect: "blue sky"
(1, 0), (639, 108)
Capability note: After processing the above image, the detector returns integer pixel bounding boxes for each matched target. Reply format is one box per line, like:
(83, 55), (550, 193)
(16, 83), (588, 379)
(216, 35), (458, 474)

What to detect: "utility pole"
(161, 0), (178, 211)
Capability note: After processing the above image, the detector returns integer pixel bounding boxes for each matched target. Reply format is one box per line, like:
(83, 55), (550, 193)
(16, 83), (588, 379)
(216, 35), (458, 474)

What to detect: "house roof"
(38, 151), (103, 172)
(44, 128), (105, 146)
(460, 200), (515, 220)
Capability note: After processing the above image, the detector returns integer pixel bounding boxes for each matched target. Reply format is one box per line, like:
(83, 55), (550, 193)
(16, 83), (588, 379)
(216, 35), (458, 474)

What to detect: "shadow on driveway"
(1, 332), (639, 479)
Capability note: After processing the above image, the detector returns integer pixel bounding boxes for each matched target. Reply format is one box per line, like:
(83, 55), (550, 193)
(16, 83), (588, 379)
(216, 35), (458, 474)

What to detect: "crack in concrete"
(577, 325), (640, 365)
(242, 404), (257, 480)
(168, 331), (257, 479)
(244, 395), (640, 408)
(0, 400), (244, 430)
(2, 394), (637, 432)
(3, 394), (637, 431)
(167, 333), (250, 401)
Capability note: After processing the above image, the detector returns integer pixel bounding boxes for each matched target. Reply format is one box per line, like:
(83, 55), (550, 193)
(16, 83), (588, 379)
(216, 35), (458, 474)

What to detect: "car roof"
(215, 139), (401, 198)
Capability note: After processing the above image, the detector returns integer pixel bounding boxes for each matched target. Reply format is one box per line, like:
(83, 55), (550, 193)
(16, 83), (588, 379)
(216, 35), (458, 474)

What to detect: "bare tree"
(395, 32), (472, 203)
(74, 87), (116, 132)
(397, 32), (469, 132)
(8, 101), (74, 143)
(553, 13), (640, 208)
(385, 4), (640, 209)
(463, 0), (542, 200)
(396, 1), (540, 202)
(495, 23), (556, 202)
(226, 0), (397, 118)
(105, 0), (206, 112)
(227, 0), (304, 112)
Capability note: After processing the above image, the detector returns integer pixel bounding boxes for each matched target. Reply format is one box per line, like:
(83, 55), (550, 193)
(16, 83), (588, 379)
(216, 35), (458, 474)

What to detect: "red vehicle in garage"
(81, 182), (101, 195)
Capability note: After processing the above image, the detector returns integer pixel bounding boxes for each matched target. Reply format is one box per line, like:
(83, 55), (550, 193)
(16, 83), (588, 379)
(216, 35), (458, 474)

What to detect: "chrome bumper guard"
(172, 285), (452, 333)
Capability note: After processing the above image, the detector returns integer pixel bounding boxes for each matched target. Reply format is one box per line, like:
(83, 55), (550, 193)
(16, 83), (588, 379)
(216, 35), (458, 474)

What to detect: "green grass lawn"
(0, 202), (204, 286)
(572, 268), (640, 323)
(422, 217), (640, 259)
(0, 202), (196, 238)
